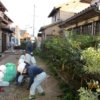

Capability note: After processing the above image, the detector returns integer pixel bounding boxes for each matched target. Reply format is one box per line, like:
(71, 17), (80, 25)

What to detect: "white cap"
(0, 72), (4, 81)
(17, 62), (26, 74)
(18, 58), (24, 64)
(0, 65), (6, 73)
(30, 37), (35, 41)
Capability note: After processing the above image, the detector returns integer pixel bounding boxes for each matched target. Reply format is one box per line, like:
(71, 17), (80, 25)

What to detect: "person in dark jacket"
(25, 37), (36, 66)
(17, 63), (47, 100)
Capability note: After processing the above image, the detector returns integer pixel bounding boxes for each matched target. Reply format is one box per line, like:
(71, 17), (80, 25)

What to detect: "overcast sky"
(1, 0), (70, 36)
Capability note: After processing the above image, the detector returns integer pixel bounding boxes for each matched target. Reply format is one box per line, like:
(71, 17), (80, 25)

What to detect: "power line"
(67, 1), (79, 18)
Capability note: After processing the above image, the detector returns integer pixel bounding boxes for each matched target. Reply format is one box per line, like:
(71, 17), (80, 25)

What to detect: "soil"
(0, 54), (62, 100)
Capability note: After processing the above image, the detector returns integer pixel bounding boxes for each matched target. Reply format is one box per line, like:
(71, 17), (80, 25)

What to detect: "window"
(82, 23), (92, 35)
(95, 21), (100, 36)
(69, 23), (92, 35)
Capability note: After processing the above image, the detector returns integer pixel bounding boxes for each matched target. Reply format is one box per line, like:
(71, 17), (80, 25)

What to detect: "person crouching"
(15, 59), (30, 86)
(17, 62), (47, 100)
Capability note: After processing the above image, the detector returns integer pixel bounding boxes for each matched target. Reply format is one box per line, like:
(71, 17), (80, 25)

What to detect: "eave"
(80, 0), (91, 3)
(48, 7), (60, 18)
(39, 20), (62, 32)
(1, 28), (14, 33)
(59, 5), (99, 28)
(0, 1), (8, 11)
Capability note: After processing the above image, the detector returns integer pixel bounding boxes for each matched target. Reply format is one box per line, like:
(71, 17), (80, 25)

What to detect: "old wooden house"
(0, 1), (13, 52)
(59, 0), (100, 36)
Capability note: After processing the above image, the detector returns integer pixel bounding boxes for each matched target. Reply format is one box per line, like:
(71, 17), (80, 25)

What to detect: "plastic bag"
(3, 63), (17, 82)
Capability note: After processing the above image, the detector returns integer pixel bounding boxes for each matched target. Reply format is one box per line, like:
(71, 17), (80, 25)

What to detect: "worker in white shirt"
(19, 50), (36, 66)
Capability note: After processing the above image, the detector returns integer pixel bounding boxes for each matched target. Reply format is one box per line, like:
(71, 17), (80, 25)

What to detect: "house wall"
(44, 24), (60, 39)
(65, 16), (99, 30)
(41, 24), (60, 40)
(60, 10), (75, 21)
(42, 31), (45, 40)
(52, 10), (74, 23)
(78, 17), (99, 26)
(91, 0), (99, 5)
(52, 11), (60, 23)
(0, 31), (2, 52)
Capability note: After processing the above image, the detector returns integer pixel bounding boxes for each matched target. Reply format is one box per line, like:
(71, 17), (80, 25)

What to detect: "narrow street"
(0, 53), (62, 100)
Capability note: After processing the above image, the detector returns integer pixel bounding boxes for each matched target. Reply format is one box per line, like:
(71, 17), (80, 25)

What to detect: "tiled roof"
(48, 0), (90, 17)
(80, 0), (91, 3)
(39, 20), (62, 32)
(48, 0), (73, 17)
(0, 1), (8, 11)
(4, 14), (13, 23)
(59, 4), (97, 27)
(48, 7), (60, 18)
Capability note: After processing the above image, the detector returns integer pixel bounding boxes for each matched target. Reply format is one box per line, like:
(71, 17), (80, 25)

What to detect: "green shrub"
(20, 40), (36, 51)
(20, 41), (28, 50)
(62, 93), (74, 100)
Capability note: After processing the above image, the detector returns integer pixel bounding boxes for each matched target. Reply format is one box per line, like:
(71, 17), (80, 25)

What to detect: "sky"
(1, 0), (70, 37)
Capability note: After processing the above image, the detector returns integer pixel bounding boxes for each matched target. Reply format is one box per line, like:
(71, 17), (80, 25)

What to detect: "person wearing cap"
(0, 65), (9, 92)
(25, 37), (36, 65)
(17, 62), (47, 100)
(15, 59), (30, 86)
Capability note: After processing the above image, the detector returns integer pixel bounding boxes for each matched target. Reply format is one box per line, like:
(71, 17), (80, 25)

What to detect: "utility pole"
(33, 4), (35, 37)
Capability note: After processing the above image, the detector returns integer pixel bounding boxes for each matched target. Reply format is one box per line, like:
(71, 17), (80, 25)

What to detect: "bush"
(20, 40), (37, 51)
(20, 41), (28, 50)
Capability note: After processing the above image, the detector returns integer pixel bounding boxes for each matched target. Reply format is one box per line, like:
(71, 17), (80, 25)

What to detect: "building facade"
(0, 1), (13, 52)
(39, 0), (90, 40)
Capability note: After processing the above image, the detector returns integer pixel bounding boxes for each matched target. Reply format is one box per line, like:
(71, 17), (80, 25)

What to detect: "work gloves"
(31, 52), (33, 56)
